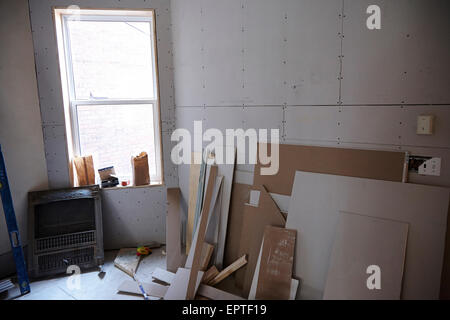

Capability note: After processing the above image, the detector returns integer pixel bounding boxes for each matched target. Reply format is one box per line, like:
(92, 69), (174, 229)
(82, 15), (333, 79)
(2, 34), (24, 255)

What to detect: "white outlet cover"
(418, 157), (441, 176)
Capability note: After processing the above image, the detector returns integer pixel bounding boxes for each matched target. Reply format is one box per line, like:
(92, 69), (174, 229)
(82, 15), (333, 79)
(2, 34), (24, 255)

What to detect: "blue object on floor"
(0, 144), (30, 295)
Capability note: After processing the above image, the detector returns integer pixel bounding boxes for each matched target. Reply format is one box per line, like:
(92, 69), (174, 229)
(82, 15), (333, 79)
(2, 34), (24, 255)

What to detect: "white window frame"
(53, 8), (163, 185)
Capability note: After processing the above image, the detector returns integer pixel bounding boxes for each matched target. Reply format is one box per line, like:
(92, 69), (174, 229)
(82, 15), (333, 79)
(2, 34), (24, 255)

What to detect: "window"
(54, 8), (162, 186)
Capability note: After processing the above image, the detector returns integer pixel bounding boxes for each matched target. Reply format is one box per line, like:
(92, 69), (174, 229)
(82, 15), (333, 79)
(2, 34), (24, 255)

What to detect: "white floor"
(2, 248), (166, 300)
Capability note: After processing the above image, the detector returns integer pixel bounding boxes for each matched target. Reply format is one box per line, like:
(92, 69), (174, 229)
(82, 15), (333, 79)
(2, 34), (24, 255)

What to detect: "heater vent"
(37, 246), (95, 274)
(35, 230), (96, 254)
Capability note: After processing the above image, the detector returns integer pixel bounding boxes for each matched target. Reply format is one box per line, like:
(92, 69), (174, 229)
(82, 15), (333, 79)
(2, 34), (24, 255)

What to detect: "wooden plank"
(249, 239), (298, 300)
(323, 212), (408, 300)
(224, 183), (251, 266)
(163, 268), (204, 300)
(200, 242), (214, 271)
(286, 171), (449, 299)
(186, 165), (218, 300)
(117, 280), (168, 298)
(166, 188), (183, 273)
(84, 155), (95, 184)
(152, 267), (175, 285)
(197, 284), (245, 300)
(255, 226), (296, 300)
(187, 152), (202, 254)
(214, 146), (236, 269)
(208, 255), (247, 286)
(114, 248), (141, 277)
(235, 185), (286, 296)
(202, 265), (219, 284)
(254, 143), (406, 196)
(185, 176), (223, 268)
(73, 156), (87, 186)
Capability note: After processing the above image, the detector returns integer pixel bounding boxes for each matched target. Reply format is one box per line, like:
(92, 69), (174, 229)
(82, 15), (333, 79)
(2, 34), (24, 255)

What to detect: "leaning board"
(286, 171), (449, 300)
(254, 143), (406, 196)
(323, 212), (408, 300)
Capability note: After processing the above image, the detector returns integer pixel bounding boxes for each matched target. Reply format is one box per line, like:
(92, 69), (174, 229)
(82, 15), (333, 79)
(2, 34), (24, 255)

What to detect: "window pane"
(77, 104), (156, 182)
(67, 20), (155, 99)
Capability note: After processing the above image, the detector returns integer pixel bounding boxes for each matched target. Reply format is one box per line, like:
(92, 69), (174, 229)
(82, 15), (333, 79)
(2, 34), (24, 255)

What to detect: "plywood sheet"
(152, 267), (175, 285)
(254, 143), (406, 196)
(166, 188), (183, 273)
(286, 171), (449, 299)
(323, 212), (408, 300)
(255, 226), (296, 300)
(235, 185), (286, 296)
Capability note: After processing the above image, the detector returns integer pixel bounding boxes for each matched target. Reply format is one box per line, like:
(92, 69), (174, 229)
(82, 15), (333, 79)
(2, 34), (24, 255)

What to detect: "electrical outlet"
(418, 157), (441, 176)
(417, 115), (434, 135)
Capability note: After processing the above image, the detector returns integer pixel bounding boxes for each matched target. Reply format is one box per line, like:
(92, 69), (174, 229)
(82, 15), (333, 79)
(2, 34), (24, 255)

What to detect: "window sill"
(101, 181), (164, 191)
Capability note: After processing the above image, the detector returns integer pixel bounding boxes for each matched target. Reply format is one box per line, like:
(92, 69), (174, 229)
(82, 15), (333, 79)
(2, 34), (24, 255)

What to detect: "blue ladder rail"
(0, 144), (30, 295)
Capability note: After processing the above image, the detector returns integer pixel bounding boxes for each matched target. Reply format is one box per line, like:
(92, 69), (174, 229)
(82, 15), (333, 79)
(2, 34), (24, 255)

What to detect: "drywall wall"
(0, 0), (49, 275)
(171, 0), (450, 197)
(28, 0), (177, 247)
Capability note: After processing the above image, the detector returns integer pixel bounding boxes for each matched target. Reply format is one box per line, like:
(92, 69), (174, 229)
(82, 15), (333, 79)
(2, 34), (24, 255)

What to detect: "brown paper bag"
(132, 152), (150, 186)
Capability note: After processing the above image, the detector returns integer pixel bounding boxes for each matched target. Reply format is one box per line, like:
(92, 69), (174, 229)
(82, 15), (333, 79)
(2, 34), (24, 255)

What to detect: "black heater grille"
(28, 186), (104, 278)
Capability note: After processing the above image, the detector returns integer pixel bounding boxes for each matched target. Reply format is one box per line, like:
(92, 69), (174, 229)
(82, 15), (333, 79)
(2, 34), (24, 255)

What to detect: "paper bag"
(132, 152), (150, 186)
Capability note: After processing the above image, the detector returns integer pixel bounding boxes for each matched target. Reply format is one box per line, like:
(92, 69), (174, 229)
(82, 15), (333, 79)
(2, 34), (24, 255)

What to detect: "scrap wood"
(202, 265), (219, 284)
(235, 184), (286, 296)
(197, 284), (245, 300)
(114, 248), (141, 277)
(166, 188), (183, 272)
(185, 176), (224, 268)
(200, 242), (214, 271)
(152, 267), (175, 285)
(117, 279), (168, 298)
(187, 152), (203, 255)
(255, 226), (296, 300)
(208, 254), (247, 286)
(164, 268), (204, 300)
(186, 165), (218, 299)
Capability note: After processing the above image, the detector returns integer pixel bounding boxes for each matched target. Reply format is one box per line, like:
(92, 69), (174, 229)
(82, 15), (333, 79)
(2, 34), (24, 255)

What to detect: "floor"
(1, 248), (166, 300)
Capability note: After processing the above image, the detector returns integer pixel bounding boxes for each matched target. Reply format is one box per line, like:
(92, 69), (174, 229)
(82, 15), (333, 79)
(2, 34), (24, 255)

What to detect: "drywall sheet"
(341, 0), (450, 104)
(202, 0), (243, 106)
(285, 0), (341, 105)
(171, 0), (203, 107)
(255, 226), (296, 300)
(236, 186), (286, 296)
(254, 143), (406, 196)
(166, 188), (183, 273)
(323, 212), (408, 300)
(102, 186), (166, 248)
(286, 171), (449, 299)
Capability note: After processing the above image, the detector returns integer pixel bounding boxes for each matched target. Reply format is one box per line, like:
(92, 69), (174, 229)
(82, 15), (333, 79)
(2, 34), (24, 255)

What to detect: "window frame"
(53, 8), (164, 186)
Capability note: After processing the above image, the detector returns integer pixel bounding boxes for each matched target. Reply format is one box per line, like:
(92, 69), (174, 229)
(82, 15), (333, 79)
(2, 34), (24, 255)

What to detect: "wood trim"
(186, 165), (218, 299)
